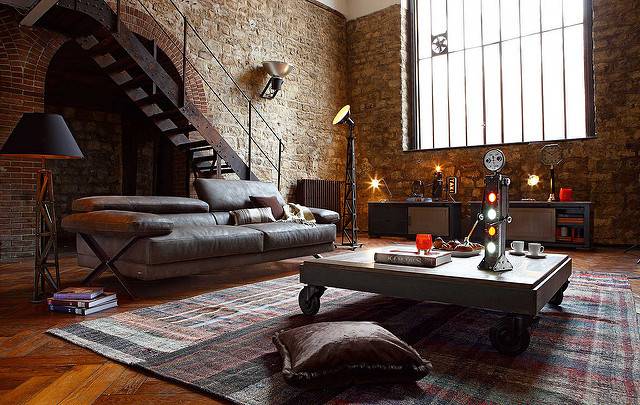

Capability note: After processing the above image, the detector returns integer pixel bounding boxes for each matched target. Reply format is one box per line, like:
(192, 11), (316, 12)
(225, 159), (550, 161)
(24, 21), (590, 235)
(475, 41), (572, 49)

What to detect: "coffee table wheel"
(549, 281), (570, 306)
(298, 285), (325, 315)
(490, 316), (531, 356)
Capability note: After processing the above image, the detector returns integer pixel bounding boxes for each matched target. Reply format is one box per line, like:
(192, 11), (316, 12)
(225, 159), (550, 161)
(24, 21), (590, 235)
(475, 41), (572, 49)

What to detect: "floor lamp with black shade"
(0, 113), (83, 302)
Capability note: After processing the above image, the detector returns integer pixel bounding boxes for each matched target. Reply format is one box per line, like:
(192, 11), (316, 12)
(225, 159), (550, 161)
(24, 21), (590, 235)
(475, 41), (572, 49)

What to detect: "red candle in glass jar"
(559, 188), (573, 201)
(416, 234), (433, 254)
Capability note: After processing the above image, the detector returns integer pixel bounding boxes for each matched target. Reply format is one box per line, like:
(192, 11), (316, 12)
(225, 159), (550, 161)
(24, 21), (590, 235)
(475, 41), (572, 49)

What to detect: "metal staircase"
(22, 0), (283, 186)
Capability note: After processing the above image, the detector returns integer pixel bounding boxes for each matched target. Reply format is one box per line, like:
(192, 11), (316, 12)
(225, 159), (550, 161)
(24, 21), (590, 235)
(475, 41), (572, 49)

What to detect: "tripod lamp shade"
(0, 113), (83, 160)
(333, 105), (352, 126)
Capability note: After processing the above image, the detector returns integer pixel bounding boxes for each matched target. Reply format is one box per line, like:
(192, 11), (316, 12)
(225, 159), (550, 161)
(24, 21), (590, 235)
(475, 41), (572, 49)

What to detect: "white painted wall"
(315, 0), (403, 20)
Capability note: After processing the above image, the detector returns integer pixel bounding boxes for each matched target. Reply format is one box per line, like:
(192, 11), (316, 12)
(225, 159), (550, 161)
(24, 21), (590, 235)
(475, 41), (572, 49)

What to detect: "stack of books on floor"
(48, 287), (117, 315)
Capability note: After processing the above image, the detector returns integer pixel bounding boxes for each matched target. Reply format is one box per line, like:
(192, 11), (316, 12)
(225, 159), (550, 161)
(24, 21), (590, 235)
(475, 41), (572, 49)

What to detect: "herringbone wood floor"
(1, 238), (638, 404)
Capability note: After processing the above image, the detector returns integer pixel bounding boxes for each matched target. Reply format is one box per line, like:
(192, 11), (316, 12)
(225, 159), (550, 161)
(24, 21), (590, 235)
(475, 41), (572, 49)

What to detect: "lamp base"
(32, 169), (61, 302)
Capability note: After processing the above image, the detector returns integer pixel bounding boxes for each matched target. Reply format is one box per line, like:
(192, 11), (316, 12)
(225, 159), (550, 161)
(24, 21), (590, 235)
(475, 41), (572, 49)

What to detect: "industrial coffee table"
(298, 247), (571, 355)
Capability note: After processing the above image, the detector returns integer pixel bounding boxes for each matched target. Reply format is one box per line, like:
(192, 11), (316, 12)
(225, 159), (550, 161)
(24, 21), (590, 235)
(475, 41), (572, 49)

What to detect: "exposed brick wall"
(347, 2), (640, 245)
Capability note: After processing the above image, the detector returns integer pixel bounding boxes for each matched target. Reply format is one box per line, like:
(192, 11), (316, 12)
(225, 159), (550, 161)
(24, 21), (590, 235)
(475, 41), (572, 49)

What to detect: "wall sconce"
(260, 61), (293, 99)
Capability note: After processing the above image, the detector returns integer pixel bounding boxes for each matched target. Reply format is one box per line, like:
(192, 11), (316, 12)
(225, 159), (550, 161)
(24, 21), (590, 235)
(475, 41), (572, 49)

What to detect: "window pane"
(449, 52), (466, 147)
(466, 48), (484, 146)
(521, 34), (543, 141)
(564, 0), (584, 26)
(484, 44), (502, 144)
(433, 55), (450, 148)
(418, 59), (434, 149)
(464, 0), (482, 48)
(501, 0), (520, 40)
(432, 0), (447, 35)
(542, 29), (565, 140)
(448, 0), (465, 51)
(482, 0), (500, 44)
(520, 0), (540, 35)
(417, 0), (432, 59)
(502, 39), (523, 143)
(541, 0), (563, 31)
(564, 25), (586, 138)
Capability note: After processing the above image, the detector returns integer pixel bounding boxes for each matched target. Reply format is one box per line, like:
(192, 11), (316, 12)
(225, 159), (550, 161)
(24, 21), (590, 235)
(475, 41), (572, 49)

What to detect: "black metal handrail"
(119, 0), (283, 187)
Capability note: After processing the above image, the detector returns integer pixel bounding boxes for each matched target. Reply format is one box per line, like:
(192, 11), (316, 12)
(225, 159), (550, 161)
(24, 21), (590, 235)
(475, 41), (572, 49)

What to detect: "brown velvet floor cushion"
(250, 195), (284, 219)
(272, 321), (432, 388)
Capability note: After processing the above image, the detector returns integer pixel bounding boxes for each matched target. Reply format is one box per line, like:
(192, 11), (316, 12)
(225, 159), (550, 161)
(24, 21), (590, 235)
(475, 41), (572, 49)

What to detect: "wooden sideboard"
(368, 201), (461, 239)
(470, 201), (592, 249)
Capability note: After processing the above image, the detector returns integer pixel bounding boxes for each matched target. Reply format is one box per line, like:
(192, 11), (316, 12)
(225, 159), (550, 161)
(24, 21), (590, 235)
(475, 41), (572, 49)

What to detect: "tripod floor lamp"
(333, 105), (362, 250)
(0, 113), (83, 302)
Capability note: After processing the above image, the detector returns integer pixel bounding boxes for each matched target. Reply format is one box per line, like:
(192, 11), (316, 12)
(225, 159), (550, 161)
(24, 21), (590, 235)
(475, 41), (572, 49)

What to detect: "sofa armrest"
(62, 210), (173, 237)
(72, 196), (209, 214)
(308, 207), (340, 224)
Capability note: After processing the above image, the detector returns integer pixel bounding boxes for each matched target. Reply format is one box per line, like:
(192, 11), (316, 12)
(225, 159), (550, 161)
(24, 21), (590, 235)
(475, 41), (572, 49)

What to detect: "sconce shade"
(333, 105), (353, 126)
(0, 113), (83, 160)
(262, 61), (293, 78)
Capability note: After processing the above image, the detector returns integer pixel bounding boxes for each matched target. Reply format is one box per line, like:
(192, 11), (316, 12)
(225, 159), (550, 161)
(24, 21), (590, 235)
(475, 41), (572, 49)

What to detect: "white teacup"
(528, 243), (545, 257)
(511, 240), (525, 253)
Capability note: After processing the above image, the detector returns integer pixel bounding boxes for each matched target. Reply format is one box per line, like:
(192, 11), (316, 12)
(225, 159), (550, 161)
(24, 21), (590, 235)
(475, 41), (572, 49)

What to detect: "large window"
(410, 0), (594, 150)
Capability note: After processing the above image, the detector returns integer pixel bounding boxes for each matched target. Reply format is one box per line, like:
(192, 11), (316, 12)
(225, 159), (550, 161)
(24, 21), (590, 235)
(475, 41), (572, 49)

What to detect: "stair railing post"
(277, 140), (282, 190)
(247, 100), (252, 180)
(181, 15), (187, 107)
(115, 0), (120, 33)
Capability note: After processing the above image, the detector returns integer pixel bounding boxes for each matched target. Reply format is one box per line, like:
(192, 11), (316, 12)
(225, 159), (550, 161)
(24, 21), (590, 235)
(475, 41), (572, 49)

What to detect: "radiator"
(296, 179), (342, 214)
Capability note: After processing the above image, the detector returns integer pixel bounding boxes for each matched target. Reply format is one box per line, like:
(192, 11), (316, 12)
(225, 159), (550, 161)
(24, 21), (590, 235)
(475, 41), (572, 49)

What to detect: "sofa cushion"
(62, 210), (173, 237)
(242, 222), (335, 251)
(230, 207), (276, 225)
(308, 207), (340, 224)
(72, 196), (209, 214)
(250, 195), (285, 219)
(77, 225), (264, 265)
(194, 178), (285, 212)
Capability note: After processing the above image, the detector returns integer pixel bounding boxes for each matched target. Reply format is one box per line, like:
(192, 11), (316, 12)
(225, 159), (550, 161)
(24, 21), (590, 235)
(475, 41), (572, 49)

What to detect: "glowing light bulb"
(486, 242), (496, 254)
(488, 226), (496, 236)
(527, 174), (540, 187)
(487, 208), (497, 220)
(435, 165), (442, 173)
(370, 178), (380, 189)
(488, 192), (497, 203)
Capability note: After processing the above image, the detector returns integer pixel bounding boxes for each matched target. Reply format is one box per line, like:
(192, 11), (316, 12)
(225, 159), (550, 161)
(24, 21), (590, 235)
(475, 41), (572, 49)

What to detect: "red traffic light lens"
(488, 192), (497, 203)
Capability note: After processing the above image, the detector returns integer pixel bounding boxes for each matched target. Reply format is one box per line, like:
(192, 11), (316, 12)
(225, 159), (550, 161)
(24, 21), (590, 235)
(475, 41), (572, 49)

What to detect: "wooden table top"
(305, 246), (571, 290)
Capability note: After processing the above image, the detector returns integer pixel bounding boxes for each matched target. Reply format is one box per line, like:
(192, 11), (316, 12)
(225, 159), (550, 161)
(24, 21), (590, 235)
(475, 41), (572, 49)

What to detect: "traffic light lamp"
(478, 149), (513, 272)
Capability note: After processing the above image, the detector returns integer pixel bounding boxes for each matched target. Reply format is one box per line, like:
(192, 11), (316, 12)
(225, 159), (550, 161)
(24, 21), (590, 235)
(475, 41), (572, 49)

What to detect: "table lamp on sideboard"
(0, 113), (84, 302)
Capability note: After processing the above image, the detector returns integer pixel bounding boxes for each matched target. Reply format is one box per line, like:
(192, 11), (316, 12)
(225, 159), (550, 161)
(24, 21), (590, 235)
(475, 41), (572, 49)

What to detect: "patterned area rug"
(49, 272), (640, 404)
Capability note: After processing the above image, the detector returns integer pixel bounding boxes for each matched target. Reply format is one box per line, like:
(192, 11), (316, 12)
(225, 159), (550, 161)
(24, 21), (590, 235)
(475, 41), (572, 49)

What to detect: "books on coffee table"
(374, 248), (452, 268)
(48, 288), (117, 315)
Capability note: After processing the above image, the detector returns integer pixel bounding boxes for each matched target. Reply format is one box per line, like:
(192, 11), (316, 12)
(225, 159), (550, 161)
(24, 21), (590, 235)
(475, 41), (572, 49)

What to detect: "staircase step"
(135, 93), (166, 107)
(195, 167), (235, 176)
(104, 57), (136, 74)
(120, 75), (150, 90)
(150, 110), (182, 122)
(164, 125), (196, 137)
(192, 155), (217, 164)
(189, 145), (214, 153)
(88, 37), (119, 56)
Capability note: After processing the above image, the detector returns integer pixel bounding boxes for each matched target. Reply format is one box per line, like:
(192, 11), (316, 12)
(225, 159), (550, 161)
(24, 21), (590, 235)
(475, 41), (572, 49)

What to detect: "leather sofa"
(62, 179), (340, 281)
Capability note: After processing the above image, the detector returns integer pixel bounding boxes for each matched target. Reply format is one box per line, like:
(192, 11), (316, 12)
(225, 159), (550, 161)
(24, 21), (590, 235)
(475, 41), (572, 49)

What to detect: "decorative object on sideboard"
(541, 144), (563, 202)
(369, 177), (393, 202)
(446, 176), (458, 201)
(478, 149), (513, 272)
(407, 180), (431, 202)
(0, 113), (84, 302)
(333, 105), (362, 250)
(523, 174), (540, 201)
(260, 61), (293, 99)
(559, 188), (574, 202)
(432, 165), (444, 201)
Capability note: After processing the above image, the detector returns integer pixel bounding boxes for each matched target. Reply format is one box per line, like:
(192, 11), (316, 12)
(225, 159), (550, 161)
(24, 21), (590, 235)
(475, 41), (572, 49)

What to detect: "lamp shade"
(333, 105), (353, 126)
(0, 113), (83, 159)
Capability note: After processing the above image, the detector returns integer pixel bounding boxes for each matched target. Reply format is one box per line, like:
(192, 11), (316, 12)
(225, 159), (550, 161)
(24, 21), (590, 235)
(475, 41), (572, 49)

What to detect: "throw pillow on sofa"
(250, 195), (285, 219)
(230, 207), (276, 225)
(272, 321), (432, 388)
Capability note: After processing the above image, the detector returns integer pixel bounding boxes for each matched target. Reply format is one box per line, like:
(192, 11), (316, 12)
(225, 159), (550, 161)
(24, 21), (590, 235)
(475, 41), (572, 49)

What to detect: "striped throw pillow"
(230, 207), (276, 225)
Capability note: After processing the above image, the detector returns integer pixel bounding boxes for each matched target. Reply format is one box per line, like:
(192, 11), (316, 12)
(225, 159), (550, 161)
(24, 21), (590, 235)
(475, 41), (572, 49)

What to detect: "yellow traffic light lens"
(488, 226), (496, 236)
(488, 192), (497, 203)
(487, 208), (497, 220)
(487, 242), (496, 254)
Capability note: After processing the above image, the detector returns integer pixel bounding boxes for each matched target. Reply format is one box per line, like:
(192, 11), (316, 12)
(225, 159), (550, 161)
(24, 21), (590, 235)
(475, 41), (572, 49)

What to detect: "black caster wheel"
(490, 316), (531, 356)
(549, 281), (569, 306)
(298, 285), (325, 315)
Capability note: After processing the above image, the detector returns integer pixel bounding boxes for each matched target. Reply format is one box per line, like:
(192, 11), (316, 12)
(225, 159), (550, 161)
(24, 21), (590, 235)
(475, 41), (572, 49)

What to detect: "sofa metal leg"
(79, 233), (138, 298)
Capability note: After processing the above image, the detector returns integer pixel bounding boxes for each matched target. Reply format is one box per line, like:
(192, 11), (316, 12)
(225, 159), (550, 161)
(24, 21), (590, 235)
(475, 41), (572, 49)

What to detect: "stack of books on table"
(48, 287), (117, 315)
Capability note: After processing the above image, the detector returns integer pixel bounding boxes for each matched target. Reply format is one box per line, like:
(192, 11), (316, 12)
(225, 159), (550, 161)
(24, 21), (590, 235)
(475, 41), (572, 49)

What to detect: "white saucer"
(526, 253), (547, 259)
(508, 250), (526, 256)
